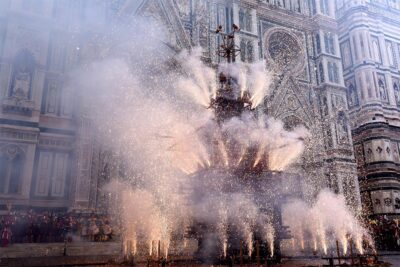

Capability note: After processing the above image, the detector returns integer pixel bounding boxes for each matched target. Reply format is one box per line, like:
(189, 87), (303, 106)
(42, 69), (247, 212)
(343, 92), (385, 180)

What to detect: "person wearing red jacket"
(1, 224), (12, 247)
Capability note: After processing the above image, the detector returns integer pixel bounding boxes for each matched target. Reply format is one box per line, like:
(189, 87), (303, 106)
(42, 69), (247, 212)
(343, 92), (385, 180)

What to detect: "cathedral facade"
(0, 0), (109, 212)
(0, 0), (365, 214)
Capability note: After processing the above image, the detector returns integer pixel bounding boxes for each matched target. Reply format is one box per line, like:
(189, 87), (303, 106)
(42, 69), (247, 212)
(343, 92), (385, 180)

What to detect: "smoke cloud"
(67, 16), (370, 259)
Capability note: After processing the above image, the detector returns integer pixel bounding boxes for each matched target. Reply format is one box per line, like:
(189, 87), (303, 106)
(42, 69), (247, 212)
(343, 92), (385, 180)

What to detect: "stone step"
(0, 242), (122, 259)
(0, 255), (119, 267)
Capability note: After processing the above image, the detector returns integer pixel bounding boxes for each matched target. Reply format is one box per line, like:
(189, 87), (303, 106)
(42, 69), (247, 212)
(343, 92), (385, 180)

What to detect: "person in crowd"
(102, 220), (112, 241)
(1, 223), (12, 247)
(0, 211), (118, 245)
(368, 215), (400, 251)
(89, 217), (100, 241)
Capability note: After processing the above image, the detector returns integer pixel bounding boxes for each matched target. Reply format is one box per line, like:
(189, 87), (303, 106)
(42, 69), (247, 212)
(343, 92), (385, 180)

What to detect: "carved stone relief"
(363, 139), (394, 163)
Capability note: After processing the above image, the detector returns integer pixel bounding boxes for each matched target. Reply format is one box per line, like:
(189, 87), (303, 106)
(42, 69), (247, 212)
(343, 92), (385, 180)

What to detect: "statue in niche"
(394, 82), (400, 106)
(11, 65), (31, 99)
(347, 82), (358, 107)
(10, 50), (35, 100)
(337, 111), (349, 144)
(378, 79), (387, 101)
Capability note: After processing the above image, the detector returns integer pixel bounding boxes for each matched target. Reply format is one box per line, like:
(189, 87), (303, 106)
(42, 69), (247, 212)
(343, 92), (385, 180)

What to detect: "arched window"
(240, 40), (254, 63)
(359, 33), (365, 58)
(239, 9), (245, 30)
(328, 62), (334, 82)
(315, 34), (321, 54)
(46, 80), (58, 114)
(329, 34), (335, 55)
(352, 36), (359, 60)
(239, 8), (252, 32)
(319, 62), (324, 83)
(10, 49), (35, 99)
(333, 63), (339, 83)
(240, 40), (246, 62)
(245, 9), (252, 32)
(324, 32), (335, 55)
(0, 146), (24, 195)
(327, 62), (339, 84)
(247, 41), (254, 62)
(0, 155), (8, 193)
(9, 154), (23, 194)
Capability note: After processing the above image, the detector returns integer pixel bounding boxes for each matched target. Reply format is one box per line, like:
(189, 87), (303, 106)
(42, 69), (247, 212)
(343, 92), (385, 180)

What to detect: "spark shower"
(71, 18), (372, 262)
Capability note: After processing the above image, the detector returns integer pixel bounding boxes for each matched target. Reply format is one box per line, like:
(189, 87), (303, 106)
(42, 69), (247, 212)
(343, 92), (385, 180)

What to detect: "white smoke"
(67, 17), (369, 259)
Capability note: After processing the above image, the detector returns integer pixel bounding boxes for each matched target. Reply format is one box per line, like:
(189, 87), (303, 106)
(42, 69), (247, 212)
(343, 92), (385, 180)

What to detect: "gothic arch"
(133, 0), (191, 50)
(269, 77), (314, 130)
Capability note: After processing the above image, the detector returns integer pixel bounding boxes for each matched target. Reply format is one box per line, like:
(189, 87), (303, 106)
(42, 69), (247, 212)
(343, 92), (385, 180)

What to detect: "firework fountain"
(74, 19), (373, 265)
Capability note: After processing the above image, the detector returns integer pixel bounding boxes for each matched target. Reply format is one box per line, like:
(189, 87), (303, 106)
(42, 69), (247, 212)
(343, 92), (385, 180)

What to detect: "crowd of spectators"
(1, 210), (119, 247)
(369, 216), (400, 251)
(3, 211), (400, 251)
